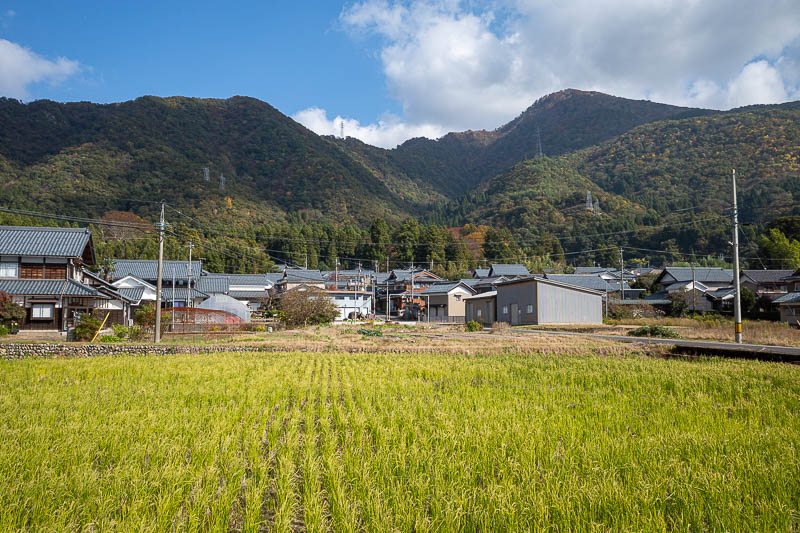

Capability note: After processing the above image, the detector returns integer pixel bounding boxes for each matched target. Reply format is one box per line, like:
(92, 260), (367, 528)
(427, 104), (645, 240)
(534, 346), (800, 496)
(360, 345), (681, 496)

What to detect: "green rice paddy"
(1, 351), (799, 531)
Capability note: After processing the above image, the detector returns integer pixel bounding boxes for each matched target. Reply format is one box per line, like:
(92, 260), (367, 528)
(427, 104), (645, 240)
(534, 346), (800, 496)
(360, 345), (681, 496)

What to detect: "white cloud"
(0, 39), (81, 100)
(298, 0), (800, 147)
(292, 107), (446, 149)
(725, 60), (790, 108)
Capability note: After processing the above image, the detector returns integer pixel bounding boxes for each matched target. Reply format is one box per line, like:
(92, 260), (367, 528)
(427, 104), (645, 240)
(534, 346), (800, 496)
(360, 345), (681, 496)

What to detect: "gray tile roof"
(741, 270), (794, 284)
(418, 282), (475, 295)
(0, 279), (99, 297)
(196, 275), (230, 294)
(473, 268), (490, 278)
(774, 291), (800, 304)
(0, 225), (92, 257)
(117, 287), (145, 303)
(160, 287), (208, 302)
(225, 274), (274, 285)
(111, 260), (203, 281)
(489, 264), (530, 277)
(282, 269), (326, 282)
(660, 267), (733, 284)
(573, 266), (610, 274)
(229, 290), (270, 300)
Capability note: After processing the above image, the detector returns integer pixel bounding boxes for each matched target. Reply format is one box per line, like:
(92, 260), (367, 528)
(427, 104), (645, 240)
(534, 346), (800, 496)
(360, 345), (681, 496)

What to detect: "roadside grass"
(604, 317), (800, 347)
(2, 350), (799, 530)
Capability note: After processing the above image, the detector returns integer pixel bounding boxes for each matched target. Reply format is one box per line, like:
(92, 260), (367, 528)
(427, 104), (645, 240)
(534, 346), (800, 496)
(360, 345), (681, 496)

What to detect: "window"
(527, 304), (533, 313)
(32, 304), (54, 319)
(502, 306), (508, 315)
(454, 294), (462, 301)
(476, 309), (482, 317)
(20, 264), (43, 279)
(0, 262), (18, 278)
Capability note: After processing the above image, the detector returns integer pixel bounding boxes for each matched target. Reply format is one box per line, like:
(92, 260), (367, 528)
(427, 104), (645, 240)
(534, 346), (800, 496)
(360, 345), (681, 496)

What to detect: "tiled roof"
(573, 266), (610, 274)
(282, 269), (326, 282)
(117, 287), (145, 303)
(661, 267), (733, 284)
(159, 288), (208, 302)
(111, 260), (203, 281)
(473, 268), (490, 278)
(418, 282), (475, 295)
(741, 270), (794, 284)
(225, 274), (273, 285)
(196, 275), (230, 294)
(489, 264), (530, 277)
(0, 279), (99, 297)
(0, 225), (92, 257)
(774, 291), (800, 304)
(229, 290), (270, 300)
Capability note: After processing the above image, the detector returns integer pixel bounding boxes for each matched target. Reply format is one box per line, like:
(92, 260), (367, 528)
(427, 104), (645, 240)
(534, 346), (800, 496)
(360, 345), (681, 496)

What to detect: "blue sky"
(2, 1), (799, 148)
(0, 2), (397, 123)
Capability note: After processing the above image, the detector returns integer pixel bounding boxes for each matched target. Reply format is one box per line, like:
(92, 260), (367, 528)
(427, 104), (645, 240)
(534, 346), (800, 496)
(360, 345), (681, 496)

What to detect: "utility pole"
(691, 262), (696, 313)
(187, 241), (193, 309)
(732, 169), (743, 343)
(154, 201), (165, 343)
(618, 247), (624, 302)
(410, 262), (414, 321)
(171, 269), (176, 331)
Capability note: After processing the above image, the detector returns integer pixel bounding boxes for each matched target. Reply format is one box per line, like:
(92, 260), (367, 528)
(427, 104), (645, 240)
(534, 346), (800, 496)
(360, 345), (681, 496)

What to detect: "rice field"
(1, 350), (800, 531)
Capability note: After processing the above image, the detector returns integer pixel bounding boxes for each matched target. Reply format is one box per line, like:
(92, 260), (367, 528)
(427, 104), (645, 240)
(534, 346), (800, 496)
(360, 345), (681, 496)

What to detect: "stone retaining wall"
(0, 342), (272, 360)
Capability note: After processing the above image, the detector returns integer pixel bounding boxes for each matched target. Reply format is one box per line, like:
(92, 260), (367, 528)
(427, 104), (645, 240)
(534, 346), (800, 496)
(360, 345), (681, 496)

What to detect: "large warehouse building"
(465, 277), (603, 325)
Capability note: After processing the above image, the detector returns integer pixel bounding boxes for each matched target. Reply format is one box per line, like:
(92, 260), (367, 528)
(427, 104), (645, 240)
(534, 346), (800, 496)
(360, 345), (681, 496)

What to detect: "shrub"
(0, 291), (25, 323)
(278, 289), (339, 328)
(0, 325), (7, 337)
(112, 324), (130, 339)
(128, 325), (145, 341)
(357, 328), (383, 337)
(74, 314), (103, 342)
(627, 325), (681, 339)
(99, 335), (124, 343)
(465, 320), (482, 332)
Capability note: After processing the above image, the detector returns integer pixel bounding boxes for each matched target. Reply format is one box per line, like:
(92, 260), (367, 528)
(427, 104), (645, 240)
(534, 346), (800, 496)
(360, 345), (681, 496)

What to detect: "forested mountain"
(362, 89), (712, 197)
(0, 95), (431, 225)
(0, 91), (798, 273)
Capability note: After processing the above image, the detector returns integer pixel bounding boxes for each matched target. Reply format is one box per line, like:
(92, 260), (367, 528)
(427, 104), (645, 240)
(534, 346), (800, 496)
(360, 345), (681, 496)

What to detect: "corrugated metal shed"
(0, 279), (99, 296)
(0, 226), (92, 257)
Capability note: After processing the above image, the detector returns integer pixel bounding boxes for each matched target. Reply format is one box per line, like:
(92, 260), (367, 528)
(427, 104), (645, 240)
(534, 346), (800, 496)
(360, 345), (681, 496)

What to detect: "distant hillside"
(0, 95), (429, 225)
(372, 89), (712, 197)
(427, 102), (800, 262)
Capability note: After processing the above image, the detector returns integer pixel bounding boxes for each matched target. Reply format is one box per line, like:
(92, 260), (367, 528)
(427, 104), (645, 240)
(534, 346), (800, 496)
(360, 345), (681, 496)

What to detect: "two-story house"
(0, 226), (125, 331)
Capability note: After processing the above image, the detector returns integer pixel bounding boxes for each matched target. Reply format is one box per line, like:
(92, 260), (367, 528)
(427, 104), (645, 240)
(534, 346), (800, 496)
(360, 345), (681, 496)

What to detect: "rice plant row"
(1, 350), (799, 531)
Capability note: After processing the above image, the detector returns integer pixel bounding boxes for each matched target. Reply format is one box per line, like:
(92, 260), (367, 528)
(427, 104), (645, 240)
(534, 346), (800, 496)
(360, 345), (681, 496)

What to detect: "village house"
(0, 225), (132, 332)
(376, 268), (443, 319)
(774, 268), (800, 324)
(418, 281), (477, 323)
(110, 260), (208, 308)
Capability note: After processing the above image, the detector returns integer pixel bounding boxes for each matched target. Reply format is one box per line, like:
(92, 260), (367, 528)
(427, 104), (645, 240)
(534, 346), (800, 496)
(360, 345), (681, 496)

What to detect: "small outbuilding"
(493, 276), (603, 325)
(464, 290), (497, 325)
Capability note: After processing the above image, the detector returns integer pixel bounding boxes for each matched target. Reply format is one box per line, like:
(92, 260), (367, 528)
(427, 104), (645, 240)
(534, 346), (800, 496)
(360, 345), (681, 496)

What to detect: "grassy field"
(2, 350), (800, 531)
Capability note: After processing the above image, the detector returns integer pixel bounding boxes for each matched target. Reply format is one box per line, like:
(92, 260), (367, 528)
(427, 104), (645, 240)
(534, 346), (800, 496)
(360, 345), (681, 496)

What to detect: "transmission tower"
(203, 167), (210, 182)
(585, 191), (593, 211)
(219, 174), (225, 191)
(593, 198), (600, 215)
(536, 126), (543, 157)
